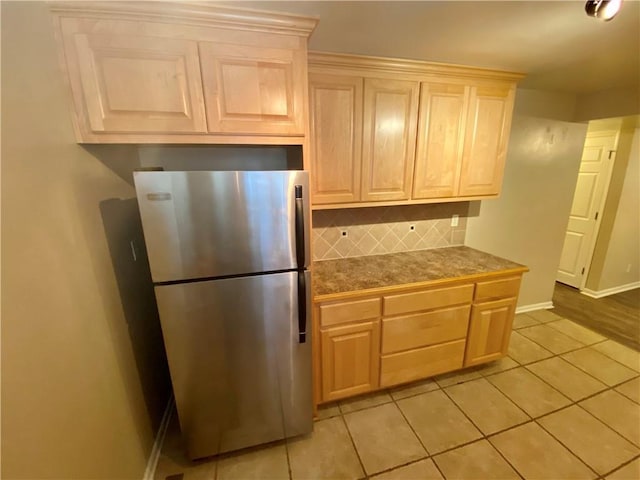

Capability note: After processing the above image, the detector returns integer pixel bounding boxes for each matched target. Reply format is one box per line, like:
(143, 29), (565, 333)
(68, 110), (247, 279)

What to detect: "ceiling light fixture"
(585, 0), (623, 21)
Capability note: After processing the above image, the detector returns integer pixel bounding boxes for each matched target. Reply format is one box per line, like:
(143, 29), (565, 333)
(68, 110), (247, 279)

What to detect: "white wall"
(465, 89), (587, 308)
(575, 86), (640, 122)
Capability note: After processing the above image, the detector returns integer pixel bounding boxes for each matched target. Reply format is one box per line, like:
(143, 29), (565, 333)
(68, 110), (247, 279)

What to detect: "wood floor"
(552, 282), (640, 351)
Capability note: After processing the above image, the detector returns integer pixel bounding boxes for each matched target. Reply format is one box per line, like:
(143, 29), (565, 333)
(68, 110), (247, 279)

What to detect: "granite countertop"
(313, 246), (528, 299)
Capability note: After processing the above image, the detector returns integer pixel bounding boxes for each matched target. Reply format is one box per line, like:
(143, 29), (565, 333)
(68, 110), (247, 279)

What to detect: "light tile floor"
(156, 312), (640, 480)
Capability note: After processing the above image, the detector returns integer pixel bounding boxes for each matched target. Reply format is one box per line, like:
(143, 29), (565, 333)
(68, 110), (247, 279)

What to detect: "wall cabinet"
(308, 52), (522, 208)
(51, 3), (316, 144)
(315, 272), (522, 403)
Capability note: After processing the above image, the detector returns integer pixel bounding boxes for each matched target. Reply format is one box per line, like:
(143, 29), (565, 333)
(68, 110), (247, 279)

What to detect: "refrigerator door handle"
(294, 185), (305, 268)
(297, 271), (308, 343)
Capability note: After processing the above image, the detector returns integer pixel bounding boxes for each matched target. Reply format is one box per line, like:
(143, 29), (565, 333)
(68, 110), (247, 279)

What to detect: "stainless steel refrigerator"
(134, 170), (312, 460)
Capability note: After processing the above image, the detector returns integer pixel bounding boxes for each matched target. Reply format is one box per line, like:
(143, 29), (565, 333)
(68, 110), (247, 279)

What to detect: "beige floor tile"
(526, 357), (608, 401)
(538, 405), (639, 475)
(562, 347), (638, 386)
(344, 403), (426, 475)
(526, 309), (564, 323)
(490, 422), (595, 480)
(315, 402), (341, 420)
(616, 377), (640, 404)
(371, 459), (443, 480)
(389, 378), (439, 400)
(508, 330), (554, 364)
(518, 324), (585, 354)
(216, 444), (289, 480)
(288, 417), (364, 480)
(513, 313), (540, 329)
(477, 356), (520, 376)
(397, 390), (482, 454)
(593, 341), (640, 372)
(487, 367), (571, 417)
(339, 390), (392, 414)
(547, 319), (606, 345)
(580, 390), (640, 447)
(606, 458), (640, 480)
(434, 367), (483, 388)
(434, 440), (519, 480)
(445, 378), (529, 435)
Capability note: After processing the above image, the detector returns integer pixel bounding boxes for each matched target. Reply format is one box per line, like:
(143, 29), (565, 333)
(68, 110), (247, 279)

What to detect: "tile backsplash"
(312, 203), (470, 261)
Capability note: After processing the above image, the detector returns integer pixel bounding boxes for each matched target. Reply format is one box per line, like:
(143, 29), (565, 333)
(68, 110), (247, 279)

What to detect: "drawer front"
(383, 284), (473, 316)
(319, 297), (381, 328)
(381, 305), (470, 354)
(475, 276), (521, 301)
(380, 339), (466, 387)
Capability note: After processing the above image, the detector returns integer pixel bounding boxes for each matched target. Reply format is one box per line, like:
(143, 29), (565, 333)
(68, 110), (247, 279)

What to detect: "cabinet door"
(459, 84), (515, 196)
(70, 33), (207, 133)
(361, 79), (419, 201)
(464, 297), (517, 367)
(199, 42), (305, 135)
(309, 73), (363, 204)
(413, 83), (468, 199)
(321, 320), (380, 402)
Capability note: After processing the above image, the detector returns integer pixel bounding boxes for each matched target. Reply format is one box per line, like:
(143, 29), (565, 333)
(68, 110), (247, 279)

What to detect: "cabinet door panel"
(464, 297), (516, 367)
(309, 74), (363, 204)
(72, 33), (207, 133)
(321, 321), (380, 402)
(200, 42), (305, 135)
(362, 79), (419, 201)
(459, 85), (514, 196)
(413, 83), (468, 199)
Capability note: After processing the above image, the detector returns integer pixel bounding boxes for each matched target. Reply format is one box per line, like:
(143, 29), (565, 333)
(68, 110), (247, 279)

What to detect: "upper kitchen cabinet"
(308, 73), (363, 204)
(308, 52), (523, 209)
(361, 79), (419, 202)
(50, 2), (317, 144)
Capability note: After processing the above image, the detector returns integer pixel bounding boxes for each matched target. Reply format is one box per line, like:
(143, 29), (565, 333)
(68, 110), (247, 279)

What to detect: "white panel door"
(557, 132), (618, 288)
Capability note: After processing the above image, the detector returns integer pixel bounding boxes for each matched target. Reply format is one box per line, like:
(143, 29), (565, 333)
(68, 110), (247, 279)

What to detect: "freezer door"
(134, 170), (310, 283)
(154, 271), (312, 459)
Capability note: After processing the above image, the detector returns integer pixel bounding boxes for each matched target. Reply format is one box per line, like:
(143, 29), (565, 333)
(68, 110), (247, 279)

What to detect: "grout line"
(600, 452), (640, 478)
(338, 409), (369, 479)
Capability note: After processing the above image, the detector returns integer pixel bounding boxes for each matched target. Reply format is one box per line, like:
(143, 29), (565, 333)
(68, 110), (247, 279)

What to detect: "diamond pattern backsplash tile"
(312, 203), (470, 261)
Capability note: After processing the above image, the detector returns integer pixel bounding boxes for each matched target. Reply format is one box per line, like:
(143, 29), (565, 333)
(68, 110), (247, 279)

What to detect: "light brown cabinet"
(308, 52), (523, 208)
(320, 320), (381, 402)
(51, 3), (316, 144)
(315, 272), (523, 404)
(309, 73), (363, 204)
(361, 79), (419, 202)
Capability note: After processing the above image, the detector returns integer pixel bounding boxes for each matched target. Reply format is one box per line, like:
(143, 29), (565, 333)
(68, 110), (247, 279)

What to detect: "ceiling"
(233, 1), (640, 95)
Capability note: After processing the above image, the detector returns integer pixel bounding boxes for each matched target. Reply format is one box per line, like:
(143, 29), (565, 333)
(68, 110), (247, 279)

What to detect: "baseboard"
(515, 301), (554, 314)
(143, 394), (174, 480)
(581, 282), (640, 299)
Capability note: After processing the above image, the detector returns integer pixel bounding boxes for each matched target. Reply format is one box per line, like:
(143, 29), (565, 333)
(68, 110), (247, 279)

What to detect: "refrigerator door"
(134, 170), (310, 283)
(154, 270), (312, 459)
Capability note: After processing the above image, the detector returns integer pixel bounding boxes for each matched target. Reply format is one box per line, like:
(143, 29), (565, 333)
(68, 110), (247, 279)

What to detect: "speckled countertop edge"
(312, 246), (528, 300)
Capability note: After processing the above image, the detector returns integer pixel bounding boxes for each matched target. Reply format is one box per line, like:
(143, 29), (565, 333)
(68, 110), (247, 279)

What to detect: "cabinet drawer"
(319, 297), (381, 327)
(383, 284), (473, 316)
(380, 339), (466, 387)
(475, 276), (521, 301)
(381, 305), (470, 354)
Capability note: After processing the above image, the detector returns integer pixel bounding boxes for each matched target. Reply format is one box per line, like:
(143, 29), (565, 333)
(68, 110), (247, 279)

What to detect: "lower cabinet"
(316, 272), (523, 404)
(320, 320), (380, 402)
(464, 297), (517, 367)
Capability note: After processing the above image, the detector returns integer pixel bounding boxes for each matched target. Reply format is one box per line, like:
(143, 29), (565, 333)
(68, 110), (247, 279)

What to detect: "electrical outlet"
(451, 214), (459, 227)
(626, 263), (632, 273)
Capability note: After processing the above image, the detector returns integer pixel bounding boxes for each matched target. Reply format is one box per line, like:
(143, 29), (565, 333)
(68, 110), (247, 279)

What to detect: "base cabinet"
(316, 272), (523, 404)
(464, 297), (517, 367)
(320, 320), (380, 402)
